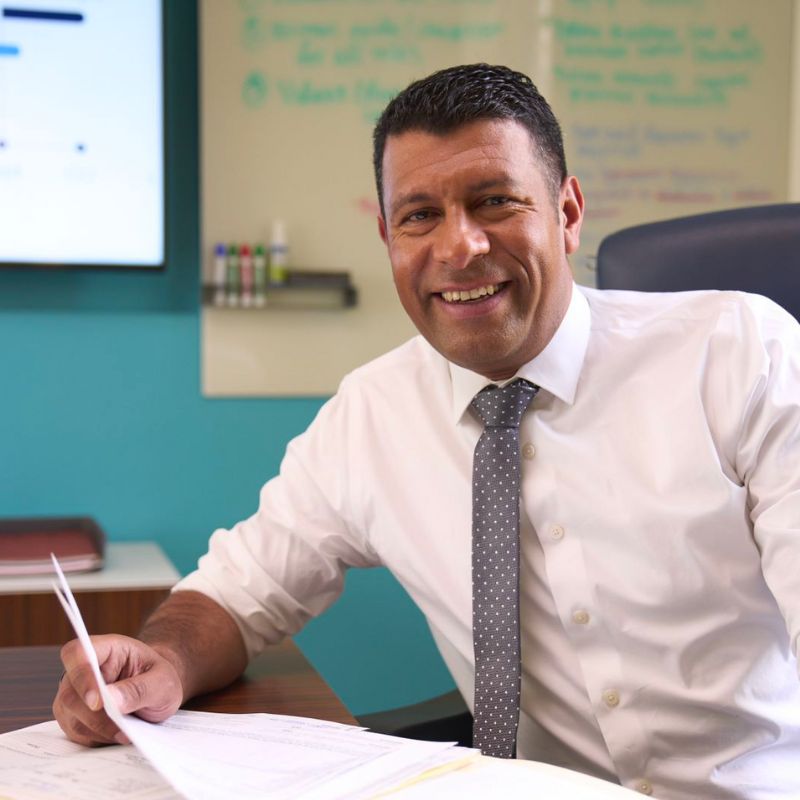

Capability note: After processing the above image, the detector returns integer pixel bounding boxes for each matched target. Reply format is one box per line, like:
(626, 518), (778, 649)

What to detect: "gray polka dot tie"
(470, 378), (539, 758)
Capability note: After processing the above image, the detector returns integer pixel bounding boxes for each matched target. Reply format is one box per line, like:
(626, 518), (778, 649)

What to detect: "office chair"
(595, 203), (800, 320)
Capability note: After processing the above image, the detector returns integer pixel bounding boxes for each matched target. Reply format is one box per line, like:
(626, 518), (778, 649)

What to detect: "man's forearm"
(138, 590), (249, 703)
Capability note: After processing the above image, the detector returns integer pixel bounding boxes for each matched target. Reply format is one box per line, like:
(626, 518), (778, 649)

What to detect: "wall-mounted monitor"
(0, 0), (164, 269)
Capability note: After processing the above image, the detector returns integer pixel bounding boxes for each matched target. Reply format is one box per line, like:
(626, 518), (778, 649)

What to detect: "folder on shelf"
(0, 517), (105, 576)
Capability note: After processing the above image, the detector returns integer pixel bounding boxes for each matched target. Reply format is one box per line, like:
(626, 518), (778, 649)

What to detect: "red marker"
(240, 244), (253, 308)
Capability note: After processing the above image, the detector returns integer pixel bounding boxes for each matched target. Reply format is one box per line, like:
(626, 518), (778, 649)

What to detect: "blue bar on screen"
(0, 44), (20, 55)
(2, 8), (84, 22)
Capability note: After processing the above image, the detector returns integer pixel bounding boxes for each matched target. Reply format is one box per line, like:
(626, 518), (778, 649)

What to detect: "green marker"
(254, 244), (267, 306)
(226, 244), (240, 306)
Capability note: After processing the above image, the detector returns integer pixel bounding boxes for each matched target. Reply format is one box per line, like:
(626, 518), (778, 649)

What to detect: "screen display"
(0, 0), (164, 268)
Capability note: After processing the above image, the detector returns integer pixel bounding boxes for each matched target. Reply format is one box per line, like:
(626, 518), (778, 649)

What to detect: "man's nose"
(432, 211), (490, 269)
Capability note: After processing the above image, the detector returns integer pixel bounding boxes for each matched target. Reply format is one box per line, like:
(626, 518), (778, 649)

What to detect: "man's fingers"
(62, 716), (117, 748)
(63, 661), (102, 711)
(107, 672), (177, 719)
(59, 648), (163, 720)
(106, 677), (146, 715)
(59, 640), (103, 710)
(53, 680), (122, 746)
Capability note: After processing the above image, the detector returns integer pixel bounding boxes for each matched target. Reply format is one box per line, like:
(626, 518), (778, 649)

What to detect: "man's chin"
(439, 345), (518, 380)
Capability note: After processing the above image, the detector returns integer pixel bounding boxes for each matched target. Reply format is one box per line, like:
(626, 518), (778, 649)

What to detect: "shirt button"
(602, 690), (620, 708)
(550, 525), (565, 540)
(522, 442), (536, 459)
(635, 780), (653, 795)
(572, 609), (590, 625)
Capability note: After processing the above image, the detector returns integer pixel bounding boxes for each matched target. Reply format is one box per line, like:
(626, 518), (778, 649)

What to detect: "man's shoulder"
(302, 336), (450, 439)
(339, 335), (444, 386)
(579, 285), (794, 335)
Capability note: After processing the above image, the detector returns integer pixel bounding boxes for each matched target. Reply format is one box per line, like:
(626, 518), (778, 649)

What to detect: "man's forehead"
(383, 118), (536, 156)
(381, 120), (546, 206)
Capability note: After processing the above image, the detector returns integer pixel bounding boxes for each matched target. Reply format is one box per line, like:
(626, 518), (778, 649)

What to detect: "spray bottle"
(269, 220), (289, 285)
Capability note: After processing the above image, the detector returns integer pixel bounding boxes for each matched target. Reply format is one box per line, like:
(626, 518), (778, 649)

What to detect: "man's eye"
(405, 210), (431, 223)
(483, 196), (510, 207)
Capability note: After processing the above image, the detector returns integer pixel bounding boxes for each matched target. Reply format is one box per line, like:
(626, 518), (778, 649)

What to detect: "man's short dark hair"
(372, 63), (568, 215)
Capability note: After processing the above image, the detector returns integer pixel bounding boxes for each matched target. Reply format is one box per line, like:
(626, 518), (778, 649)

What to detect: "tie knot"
(470, 378), (538, 428)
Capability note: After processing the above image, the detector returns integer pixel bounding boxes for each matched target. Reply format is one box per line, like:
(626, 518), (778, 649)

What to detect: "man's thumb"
(106, 676), (150, 715)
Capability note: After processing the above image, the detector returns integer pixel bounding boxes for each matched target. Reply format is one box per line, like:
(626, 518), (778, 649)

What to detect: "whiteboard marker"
(213, 243), (227, 306)
(226, 244), (240, 306)
(240, 244), (253, 307)
(253, 244), (267, 307)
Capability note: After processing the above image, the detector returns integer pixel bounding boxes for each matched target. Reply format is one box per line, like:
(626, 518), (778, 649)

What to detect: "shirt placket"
(520, 417), (654, 796)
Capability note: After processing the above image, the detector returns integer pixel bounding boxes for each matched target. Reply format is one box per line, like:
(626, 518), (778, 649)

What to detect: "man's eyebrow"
(389, 176), (519, 218)
(389, 191), (433, 217)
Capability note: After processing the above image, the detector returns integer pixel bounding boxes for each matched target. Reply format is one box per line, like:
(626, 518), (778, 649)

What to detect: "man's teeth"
(441, 284), (501, 303)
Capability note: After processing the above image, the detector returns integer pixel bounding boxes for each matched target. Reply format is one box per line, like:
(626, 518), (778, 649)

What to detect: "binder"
(0, 517), (105, 576)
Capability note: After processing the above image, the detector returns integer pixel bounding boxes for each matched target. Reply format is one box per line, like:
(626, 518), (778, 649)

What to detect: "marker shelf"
(202, 270), (358, 311)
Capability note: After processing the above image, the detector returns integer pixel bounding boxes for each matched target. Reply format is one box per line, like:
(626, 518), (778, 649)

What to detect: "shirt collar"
(448, 284), (591, 424)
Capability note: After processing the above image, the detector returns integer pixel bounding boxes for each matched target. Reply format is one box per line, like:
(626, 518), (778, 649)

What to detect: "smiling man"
(54, 65), (800, 800)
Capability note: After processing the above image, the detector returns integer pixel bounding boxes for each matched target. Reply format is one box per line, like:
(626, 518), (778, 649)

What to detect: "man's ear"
(377, 215), (388, 246)
(560, 176), (584, 256)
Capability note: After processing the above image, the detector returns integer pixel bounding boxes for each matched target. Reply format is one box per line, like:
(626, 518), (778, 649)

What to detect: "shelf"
(202, 270), (357, 311)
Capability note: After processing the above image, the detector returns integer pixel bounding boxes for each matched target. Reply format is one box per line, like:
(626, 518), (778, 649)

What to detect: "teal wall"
(0, 0), (454, 716)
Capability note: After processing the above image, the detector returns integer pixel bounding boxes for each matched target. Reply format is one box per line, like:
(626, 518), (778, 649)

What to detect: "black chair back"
(596, 203), (800, 320)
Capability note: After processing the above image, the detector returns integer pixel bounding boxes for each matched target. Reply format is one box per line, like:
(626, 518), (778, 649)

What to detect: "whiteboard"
(547, 0), (795, 277)
(201, 0), (796, 396)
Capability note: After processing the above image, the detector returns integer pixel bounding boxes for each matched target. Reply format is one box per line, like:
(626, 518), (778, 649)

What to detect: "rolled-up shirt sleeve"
(174, 377), (381, 659)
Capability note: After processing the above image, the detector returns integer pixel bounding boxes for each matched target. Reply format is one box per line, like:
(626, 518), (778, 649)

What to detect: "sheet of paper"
(0, 720), (473, 800)
(0, 720), (179, 800)
(123, 711), (472, 800)
(47, 555), (466, 800)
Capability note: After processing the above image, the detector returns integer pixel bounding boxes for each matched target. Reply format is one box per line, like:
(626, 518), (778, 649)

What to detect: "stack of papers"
(0, 713), (473, 800)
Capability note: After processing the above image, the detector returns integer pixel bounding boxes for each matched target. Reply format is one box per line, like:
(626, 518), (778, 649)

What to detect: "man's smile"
(431, 282), (510, 319)
(439, 282), (505, 303)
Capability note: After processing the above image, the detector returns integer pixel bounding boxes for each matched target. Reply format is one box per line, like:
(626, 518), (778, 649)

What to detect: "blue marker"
(213, 243), (227, 306)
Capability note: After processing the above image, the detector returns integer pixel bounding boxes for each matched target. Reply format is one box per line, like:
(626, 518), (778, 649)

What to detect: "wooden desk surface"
(0, 640), (356, 735)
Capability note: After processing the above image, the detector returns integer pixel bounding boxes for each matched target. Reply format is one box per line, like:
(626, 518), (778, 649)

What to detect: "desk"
(0, 639), (356, 735)
(0, 542), (179, 647)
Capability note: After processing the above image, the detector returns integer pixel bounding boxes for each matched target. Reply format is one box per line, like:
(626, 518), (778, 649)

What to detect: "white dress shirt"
(177, 285), (800, 800)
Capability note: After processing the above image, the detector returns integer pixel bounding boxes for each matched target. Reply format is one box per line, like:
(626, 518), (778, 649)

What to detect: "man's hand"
(53, 634), (183, 747)
(53, 591), (248, 747)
